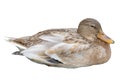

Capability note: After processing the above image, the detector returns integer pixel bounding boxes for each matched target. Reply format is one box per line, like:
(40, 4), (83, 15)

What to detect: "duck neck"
(77, 28), (97, 41)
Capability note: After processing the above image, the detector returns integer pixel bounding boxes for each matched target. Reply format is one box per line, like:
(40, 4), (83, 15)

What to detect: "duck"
(8, 18), (114, 68)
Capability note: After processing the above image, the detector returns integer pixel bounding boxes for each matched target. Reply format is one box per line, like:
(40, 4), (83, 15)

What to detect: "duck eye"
(91, 25), (97, 29)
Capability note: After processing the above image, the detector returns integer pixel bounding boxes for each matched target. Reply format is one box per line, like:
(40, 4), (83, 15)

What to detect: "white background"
(0, 0), (119, 80)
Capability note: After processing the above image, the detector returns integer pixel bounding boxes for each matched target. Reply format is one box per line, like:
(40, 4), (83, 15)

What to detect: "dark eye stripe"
(91, 25), (97, 29)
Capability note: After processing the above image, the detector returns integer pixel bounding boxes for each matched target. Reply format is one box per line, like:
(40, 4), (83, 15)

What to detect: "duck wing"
(8, 28), (77, 48)
(19, 28), (91, 67)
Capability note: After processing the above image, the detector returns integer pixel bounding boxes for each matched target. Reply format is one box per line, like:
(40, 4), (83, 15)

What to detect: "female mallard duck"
(8, 18), (114, 68)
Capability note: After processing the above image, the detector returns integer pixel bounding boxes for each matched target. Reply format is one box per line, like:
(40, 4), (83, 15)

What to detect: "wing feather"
(45, 42), (90, 63)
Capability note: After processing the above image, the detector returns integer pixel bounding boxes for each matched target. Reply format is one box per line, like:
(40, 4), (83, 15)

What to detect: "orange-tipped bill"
(97, 32), (114, 44)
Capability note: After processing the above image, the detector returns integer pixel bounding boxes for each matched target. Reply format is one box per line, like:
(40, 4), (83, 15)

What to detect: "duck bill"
(97, 31), (114, 44)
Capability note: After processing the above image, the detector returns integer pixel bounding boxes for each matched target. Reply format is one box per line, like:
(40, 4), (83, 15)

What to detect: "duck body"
(8, 18), (113, 68)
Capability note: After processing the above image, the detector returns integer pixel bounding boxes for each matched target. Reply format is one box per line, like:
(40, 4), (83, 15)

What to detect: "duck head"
(77, 18), (114, 44)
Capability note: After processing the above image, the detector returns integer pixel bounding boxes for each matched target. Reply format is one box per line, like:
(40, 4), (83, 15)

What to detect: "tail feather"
(6, 37), (29, 55)
(12, 46), (24, 55)
(12, 50), (23, 55)
(5, 37), (16, 42)
(6, 36), (30, 48)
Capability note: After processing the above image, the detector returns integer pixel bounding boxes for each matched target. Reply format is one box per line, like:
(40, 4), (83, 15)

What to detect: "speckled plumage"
(8, 18), (114, 68)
